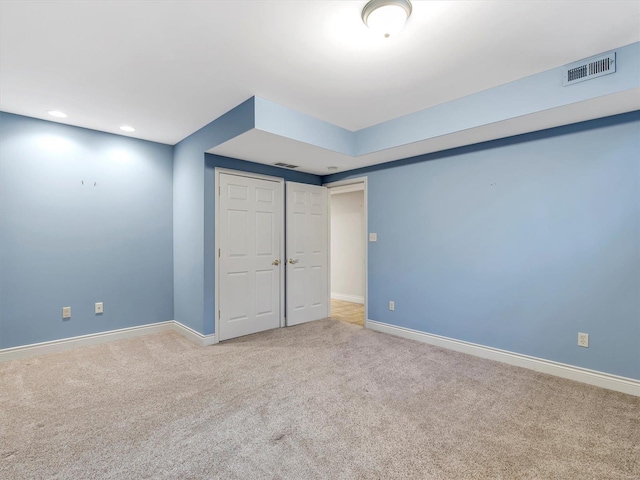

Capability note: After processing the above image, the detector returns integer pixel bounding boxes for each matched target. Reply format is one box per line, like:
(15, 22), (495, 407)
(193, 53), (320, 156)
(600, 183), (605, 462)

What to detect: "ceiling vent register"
(273, 162), (299, 169)
(563, 51), (616, 86)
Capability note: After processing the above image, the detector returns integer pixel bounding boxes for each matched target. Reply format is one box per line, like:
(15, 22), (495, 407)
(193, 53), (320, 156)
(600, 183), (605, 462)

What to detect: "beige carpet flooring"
(1, 319), (638, 479)
(331, 299), (365, 326)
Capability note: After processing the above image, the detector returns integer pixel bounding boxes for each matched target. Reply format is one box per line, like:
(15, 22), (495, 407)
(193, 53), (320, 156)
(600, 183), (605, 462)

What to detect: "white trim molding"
(0, 321), (217, 363)
(329, 183), (365, 195)
(367, 319), (640, 397)
(331, 293), (365, 304)
(171, 321), (218, 347)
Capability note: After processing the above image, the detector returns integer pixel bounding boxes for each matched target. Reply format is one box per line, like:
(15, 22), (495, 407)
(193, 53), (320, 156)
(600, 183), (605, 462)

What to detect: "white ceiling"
(1, 1), (639, 168)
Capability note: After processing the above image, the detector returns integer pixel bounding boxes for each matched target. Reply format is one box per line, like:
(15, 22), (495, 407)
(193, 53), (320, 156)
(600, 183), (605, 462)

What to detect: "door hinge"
(218, 310), (220, 319)
(218, 248), (220, 257)
(218, 186), (221, 196)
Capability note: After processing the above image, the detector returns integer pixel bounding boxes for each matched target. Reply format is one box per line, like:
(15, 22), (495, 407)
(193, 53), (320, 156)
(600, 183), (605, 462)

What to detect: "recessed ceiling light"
(328, 166), (338, 172)
(120, 125), (135, 132)
(47, 110), (68, 118)
(362, 0), (412, 38)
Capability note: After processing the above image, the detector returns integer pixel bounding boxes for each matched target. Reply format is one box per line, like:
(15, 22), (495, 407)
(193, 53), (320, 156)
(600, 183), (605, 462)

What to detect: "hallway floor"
(330, 299), (364, 326)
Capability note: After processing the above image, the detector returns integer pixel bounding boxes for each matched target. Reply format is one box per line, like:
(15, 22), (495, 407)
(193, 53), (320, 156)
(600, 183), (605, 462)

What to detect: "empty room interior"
(1, 1), (639, 479)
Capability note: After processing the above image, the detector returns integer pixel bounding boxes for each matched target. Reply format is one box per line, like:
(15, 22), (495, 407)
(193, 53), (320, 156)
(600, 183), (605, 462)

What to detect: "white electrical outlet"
(578, 332), (589, 348)
(389, 301), (395, 311)
(62, 306), (71, 319)
(95, 302), (104, 314)
(369, 233), (377, 242)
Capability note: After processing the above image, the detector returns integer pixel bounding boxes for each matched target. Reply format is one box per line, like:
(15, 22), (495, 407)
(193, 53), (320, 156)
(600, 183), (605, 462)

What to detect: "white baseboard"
(367, 319), (640, 397)
(171, 321), (218, 346)
(331, 293), (365, 304)
(0, 320), (217, 362)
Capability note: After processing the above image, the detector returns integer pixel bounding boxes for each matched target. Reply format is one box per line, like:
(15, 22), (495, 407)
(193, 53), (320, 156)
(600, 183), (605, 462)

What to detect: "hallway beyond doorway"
(330, 299), (364, 326)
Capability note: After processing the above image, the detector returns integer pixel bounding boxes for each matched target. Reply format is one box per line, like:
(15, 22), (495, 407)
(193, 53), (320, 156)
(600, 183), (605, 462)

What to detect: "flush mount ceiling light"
(362, 0), (412, 38)
(47, 110), (68, 118)
(120, 125), (135, 132)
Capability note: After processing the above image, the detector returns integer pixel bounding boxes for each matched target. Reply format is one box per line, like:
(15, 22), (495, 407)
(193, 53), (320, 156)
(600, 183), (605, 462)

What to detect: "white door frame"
(324, 176), (368, 328)
(214, 168), (286, 340)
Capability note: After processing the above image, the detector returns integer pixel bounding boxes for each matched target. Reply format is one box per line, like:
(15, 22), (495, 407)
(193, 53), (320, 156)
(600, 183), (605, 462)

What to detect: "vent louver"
(563, 51), (616, 86)
(273, 162), (299, 169)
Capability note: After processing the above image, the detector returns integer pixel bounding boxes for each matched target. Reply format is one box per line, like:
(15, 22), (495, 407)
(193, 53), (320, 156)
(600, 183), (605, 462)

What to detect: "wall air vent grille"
(273, 162), (299, 169)
(563, 51), (616, 86)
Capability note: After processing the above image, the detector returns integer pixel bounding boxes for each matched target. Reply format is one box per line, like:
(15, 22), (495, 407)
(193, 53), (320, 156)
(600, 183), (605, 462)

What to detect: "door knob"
(288, 258), (299, 264)
(272, 259), (280, 266)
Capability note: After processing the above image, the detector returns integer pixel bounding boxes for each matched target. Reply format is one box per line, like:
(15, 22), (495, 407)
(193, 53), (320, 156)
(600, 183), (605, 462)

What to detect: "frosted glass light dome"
(362, 0), (412, 38)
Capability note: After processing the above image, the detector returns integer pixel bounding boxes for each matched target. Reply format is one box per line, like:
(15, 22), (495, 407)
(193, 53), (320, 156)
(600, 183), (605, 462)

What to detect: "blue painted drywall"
(0, 113), (174, 349)
(204, 154), (322, 335)
(175, 41), (639, 337)
(254, 97), (354, 155)
(324, 111), (640, 379)
(173, 98), (256, 335)
(206, 154), (323, 186)
(247, 43), (640, 159)
(3, 39), (638, 380)
(354, 42), (640, 155)
(173, 98), (322, 336)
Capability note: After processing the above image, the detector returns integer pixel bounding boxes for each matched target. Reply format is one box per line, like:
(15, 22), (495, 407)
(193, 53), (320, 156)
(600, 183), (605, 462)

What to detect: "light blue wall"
(325, 112), (640, 379)
(355, 43), (640, 155)
(254, 97), (354, 155)
(248, 43), (640, 158)
(3, 95), (638, 381)
(173, 98), (256, 335)
(0, 113), (174, 349)
(172, 98), (322, 335)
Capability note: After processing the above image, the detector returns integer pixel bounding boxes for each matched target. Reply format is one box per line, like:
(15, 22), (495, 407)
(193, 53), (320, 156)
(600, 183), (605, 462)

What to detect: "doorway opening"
(326, 179), (367, 327)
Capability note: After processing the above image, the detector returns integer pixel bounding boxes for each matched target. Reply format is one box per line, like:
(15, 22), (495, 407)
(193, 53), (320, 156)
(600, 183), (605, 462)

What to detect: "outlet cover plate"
(95, 302), (104, 314)
(578, 332), (589, 348)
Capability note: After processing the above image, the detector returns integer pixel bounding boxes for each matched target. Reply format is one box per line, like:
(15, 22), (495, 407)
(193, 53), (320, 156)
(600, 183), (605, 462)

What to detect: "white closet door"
(219, 173), (282, 340)
(286, 182), (328, 326)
